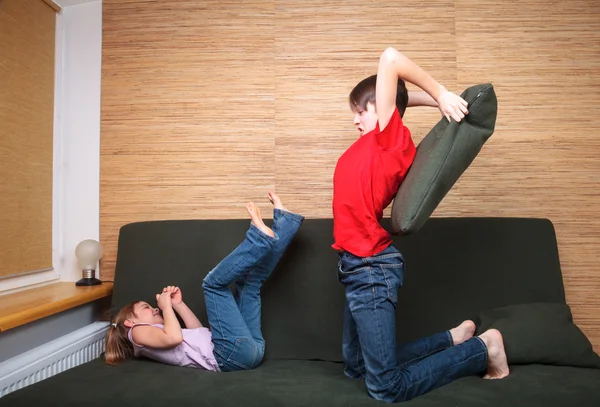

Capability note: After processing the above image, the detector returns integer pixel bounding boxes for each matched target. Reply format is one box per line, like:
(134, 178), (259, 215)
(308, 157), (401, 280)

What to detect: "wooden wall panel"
(101, 0), (600, 350)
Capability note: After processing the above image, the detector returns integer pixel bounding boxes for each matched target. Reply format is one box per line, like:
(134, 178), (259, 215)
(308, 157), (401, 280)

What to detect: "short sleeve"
(375, 107), (410, 150)
(127, 323), (151, 348)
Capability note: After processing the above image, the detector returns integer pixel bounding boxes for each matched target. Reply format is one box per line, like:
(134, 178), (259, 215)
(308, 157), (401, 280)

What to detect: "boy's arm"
(376, 47), (468, 129)
(173, 301), (203, 329)
(407, 91), (438, 108)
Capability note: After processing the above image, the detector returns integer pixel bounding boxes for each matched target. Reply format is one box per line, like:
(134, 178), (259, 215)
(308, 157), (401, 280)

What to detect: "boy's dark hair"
(349, 74), (408, 118)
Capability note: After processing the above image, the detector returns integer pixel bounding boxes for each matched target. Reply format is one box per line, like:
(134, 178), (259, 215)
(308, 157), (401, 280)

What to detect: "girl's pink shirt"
(128, 323), (220, 371)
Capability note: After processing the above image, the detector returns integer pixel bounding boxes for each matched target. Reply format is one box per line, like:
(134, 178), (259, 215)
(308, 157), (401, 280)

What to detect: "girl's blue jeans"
(202, 209), (304, 372)
(338, 244), (488, 402)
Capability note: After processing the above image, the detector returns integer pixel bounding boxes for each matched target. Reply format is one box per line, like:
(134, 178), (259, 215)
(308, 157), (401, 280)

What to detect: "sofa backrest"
(111, 217), (565, 362)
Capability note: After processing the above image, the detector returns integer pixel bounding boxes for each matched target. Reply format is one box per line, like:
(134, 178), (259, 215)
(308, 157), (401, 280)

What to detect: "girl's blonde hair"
(104, 301), (139, 365)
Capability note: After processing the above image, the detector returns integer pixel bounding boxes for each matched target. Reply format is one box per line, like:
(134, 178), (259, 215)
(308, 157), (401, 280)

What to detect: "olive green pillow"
(476, 302), (600, 369)
(391, 83), (497, 235)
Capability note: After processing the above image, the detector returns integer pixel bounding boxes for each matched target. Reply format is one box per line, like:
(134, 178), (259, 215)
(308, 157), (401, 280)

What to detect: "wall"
(99, 0), (600, 350)
(0, 301), (107, 364)
(56, 0), (103, 283)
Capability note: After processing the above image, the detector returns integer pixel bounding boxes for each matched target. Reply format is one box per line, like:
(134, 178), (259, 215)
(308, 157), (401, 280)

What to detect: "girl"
(104, 191), (304, 372)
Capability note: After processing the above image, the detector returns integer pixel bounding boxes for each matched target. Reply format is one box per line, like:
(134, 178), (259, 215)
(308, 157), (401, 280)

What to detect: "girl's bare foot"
(478, 329), (510, 379)
(450, 320), (476, 345)
(267, 191), (287, 211)
(246, 202), (274, 238)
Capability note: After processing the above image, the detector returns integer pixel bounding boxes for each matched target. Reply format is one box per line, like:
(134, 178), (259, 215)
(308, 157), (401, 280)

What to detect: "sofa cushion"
(110, 218), (566, 362)
(1, 358), (600, 407)
(391, 83), (497, 235)
(476, 302), (600, 368)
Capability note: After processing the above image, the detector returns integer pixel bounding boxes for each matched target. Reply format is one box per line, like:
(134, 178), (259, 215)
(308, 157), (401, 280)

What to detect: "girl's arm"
(173, 301), (203, 329)
(376, 47), (468, 129)
(131, 292), (183, 348)
(167, 286), (203, 329)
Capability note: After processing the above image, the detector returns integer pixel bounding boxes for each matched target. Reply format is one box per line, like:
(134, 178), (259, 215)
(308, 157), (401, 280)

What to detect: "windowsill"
(0, 282), (113, 332)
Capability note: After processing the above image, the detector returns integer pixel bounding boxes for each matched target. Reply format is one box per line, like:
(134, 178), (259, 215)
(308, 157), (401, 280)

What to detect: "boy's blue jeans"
(338, 244), (488, 402)
(202, 209), (304, 372)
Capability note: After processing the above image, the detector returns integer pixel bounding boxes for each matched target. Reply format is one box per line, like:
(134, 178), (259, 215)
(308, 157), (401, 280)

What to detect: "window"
(0, 0), (60, 291)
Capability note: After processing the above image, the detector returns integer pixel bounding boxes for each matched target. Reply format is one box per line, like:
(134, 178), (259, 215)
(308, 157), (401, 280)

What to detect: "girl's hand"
(155, 291), (173, 310)
(437, 87), (469, 123)
(162, 286), (183, 306)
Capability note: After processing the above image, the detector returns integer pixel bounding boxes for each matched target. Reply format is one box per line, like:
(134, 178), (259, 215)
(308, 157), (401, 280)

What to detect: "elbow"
(380, 47), (401, 66)
(167, 333), (183, 348)
(173, 334), (183, 347)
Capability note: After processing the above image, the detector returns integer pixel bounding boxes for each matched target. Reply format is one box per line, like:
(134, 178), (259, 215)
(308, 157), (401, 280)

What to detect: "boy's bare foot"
(267, 191), (287, 211)
(478, 329), (510, 379)
(450, 320), (476, 345)
(246, 202), (275, 238)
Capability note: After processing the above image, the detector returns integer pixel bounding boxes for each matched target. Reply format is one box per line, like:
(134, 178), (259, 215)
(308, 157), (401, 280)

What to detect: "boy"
(333, 47), (509, 403)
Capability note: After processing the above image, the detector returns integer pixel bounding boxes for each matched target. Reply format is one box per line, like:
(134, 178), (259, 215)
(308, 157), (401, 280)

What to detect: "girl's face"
(130, 301), (164, 325)
(352, 102), (378, 137)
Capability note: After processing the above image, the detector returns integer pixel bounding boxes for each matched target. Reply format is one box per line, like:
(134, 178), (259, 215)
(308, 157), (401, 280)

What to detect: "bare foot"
(267, 191), (287, 211)
(246, 202), (275, 238)
(450, 320), (476, 345)
(479, 329), (510, 379)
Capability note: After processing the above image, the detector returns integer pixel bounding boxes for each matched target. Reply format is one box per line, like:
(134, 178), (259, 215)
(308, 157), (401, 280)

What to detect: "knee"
(366, 384), (398, 404)
(365, 371), (408, 403)
(254, 346), (265, 368)
(202, 273), (218, 290)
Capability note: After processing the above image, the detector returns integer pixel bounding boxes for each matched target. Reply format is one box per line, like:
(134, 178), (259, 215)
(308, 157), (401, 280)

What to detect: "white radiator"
(0, 322), (109, 398)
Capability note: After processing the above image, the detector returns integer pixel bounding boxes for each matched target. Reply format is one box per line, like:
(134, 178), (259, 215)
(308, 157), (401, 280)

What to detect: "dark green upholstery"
(477, 302), (600, 368)
(391, 84), (497, 235)
(1, 217), (598, 407)
(2, 358), (600, 407)
(108, 217), (566, 361)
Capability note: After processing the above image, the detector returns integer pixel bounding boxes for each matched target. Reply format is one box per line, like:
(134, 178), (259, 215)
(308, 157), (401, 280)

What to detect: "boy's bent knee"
(202, 273), (220, 290)
(366, 374), (409, 404)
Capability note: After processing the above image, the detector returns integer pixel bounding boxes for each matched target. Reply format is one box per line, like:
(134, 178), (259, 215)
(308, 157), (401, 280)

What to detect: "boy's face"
(352, 102), (378, 137)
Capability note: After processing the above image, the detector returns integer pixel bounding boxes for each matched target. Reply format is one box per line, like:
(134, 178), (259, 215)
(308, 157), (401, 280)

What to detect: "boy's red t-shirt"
(332, 108), (416, 257)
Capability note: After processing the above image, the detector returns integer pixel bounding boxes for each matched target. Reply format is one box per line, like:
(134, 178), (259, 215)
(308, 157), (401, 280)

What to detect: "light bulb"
(75, 239), (104, 287)
(75, 239), (103, 270)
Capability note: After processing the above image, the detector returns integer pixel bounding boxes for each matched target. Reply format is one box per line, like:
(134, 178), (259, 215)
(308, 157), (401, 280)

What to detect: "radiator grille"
(0, 322), (108, 398)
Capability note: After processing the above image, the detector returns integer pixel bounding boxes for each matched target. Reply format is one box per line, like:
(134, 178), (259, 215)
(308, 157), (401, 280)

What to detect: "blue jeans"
(338, 245), (488, 402)
(202, 209), (304, 372)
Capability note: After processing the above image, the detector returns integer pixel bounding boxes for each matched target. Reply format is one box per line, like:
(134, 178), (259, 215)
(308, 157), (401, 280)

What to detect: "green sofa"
(2, 217), (599, 406)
